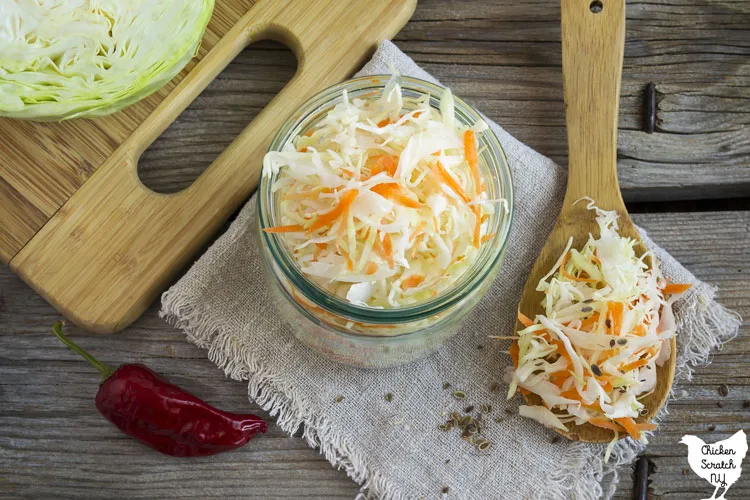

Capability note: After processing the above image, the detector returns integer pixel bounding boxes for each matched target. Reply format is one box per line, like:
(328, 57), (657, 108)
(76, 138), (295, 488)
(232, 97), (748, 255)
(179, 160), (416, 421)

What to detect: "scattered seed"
(438, 423), (452, 432)
(708, 424), (717, 431)
(476, 439), (492, 451)
(605, 319), (612, 328)
(494, 417), (505, 423)
(682, 468), (690, 476)
(505, 408), (515, 415)
(743, 401), (750, 409)
(384, 392), (394, 402)
(477, 344), (484, 350)
(717, 401), (724, 408)
(591, 364), (603, 376)
(550, 436), (560, 444)
(581, 306), (593, 313)
(646, 365), (652, 370)
(617, 338), (628, 345)
(443, 382), (452, 390)
(609, 339), (616, 347)
(445, 459), (450, 464)
(464, 405), (475, 413)
(441, 486), (450, 494)
(452, 390), (466, 400)
(490, 382), (500, 393)
(451, 411), (462, 423)
(465, 423), (478, 435)
(718, 384), (729, 397)
(481, 403), (492, 413)
(459, 415), (472, 427)
(334, 395), (345, 403)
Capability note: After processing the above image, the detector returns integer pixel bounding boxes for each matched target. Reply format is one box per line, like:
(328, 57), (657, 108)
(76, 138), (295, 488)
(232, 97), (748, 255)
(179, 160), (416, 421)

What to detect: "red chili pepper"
(52, 322), (267, 457)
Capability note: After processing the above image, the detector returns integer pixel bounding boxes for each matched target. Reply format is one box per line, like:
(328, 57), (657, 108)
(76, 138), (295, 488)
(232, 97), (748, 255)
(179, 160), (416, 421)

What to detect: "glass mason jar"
(257, 75), (513, 368)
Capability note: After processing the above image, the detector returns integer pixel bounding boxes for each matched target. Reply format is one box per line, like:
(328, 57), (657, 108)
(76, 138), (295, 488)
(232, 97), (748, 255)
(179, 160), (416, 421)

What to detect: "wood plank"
(1, 210), (748, 498)
(135, 0), (750, 201)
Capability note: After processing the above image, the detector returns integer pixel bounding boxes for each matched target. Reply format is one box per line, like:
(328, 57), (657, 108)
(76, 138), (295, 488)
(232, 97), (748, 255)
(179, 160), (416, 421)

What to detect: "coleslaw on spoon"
(506, 199), (690, 446)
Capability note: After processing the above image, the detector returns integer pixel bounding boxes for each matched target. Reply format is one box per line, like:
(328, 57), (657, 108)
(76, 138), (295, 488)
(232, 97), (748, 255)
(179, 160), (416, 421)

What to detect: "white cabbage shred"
(262, 74), (502, 308)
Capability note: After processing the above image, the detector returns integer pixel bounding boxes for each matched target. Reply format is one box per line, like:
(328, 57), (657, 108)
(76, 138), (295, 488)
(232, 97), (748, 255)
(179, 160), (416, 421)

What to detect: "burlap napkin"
(161, 41), (741, 499)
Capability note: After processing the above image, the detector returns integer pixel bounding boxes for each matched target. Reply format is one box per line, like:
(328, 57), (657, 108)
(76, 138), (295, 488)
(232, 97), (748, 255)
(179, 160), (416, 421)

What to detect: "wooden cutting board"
(1, 0), (417, 333)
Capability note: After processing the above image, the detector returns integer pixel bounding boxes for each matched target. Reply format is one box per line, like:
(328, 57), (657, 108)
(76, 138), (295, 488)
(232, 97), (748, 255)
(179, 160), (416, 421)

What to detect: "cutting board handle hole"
(590, 1), (603, 13)
(137, 41), (297, 194)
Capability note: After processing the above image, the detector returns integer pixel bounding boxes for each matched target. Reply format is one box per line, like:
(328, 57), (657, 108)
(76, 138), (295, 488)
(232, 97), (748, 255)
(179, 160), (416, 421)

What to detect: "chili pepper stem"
(52, 321), (114, 379)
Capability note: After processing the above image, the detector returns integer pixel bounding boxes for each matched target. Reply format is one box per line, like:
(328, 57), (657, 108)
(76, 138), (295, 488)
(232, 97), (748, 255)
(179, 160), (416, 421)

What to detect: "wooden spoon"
(514, 0), (676, 442)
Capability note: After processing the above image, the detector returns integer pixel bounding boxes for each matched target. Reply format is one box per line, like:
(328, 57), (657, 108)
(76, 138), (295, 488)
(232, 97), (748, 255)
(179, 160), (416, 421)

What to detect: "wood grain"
(0, 0), (256, 263)
(7, 0), (417, 333)
(1, 211), (747, 498)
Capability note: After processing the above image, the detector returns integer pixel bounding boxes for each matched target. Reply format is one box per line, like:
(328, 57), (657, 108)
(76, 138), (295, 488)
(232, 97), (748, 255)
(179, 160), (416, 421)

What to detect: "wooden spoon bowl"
(515, 0), (676, 443)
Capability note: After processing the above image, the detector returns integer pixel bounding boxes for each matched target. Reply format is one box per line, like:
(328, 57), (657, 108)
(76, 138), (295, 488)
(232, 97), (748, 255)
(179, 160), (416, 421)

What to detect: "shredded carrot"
(620, 358), (648, 373)
(614, 417), (657, 440)
(609, 302), (624, 335)
(413, 111), (422, 118)
(377, 118), (391, 128)
(365, 261), (378, 275)
(480, 232), (496, 244)
(548, 370), (569, 387)
(371, 183), (421, 209)
(382, 233), (394, 269)
(471, 205), (481, 248)
(308, 189), (358, 232)
(560, 389), (580, 401)
(579, 313), (600, 332)
(509, 341), (520, 368)
(401, 274), (425, 290)
(631, 324), (647, 336)
(589, 417), (623, 432)
(432, 160), (471, 203)
(410, 221), (426, 242)
(464, 130), (481, 194)
(517, 310), (535, 328)
(370, 155), (398, 177)
(263, 224), (305, 233)
(304, 129), (314, 137)
(663, 283), (692, 295)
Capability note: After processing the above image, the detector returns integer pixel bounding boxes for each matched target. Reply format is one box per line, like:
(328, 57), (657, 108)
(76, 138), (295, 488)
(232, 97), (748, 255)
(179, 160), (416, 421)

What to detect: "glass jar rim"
(258, 75), (514, 325)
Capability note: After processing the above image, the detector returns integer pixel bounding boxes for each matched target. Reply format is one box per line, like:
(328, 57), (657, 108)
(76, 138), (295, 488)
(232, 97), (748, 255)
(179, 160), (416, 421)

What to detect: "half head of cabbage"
(0, 0), (215, 120)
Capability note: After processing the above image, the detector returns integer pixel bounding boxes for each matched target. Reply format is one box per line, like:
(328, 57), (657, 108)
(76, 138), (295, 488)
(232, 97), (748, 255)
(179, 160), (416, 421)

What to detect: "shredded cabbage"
(0, 0), (215, 120)
(263, 73), (504, 308)
(509, 199), (691, 441)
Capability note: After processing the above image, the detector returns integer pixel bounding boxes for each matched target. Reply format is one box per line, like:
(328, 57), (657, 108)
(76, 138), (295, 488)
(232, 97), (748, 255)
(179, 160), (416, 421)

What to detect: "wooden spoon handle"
(561, 0), (626, 211)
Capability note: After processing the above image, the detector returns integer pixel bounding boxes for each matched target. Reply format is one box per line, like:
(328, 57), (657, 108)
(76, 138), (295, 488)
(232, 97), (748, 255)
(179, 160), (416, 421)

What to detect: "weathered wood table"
(1, 1), (748, 498)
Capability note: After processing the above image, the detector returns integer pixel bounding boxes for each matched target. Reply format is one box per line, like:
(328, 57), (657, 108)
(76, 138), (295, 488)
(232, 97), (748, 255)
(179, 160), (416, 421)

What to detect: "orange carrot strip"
(663, 283), (692, 295)
(610, 302), (624, 335)
(377, 118), (391, 127)
(304, 129), (314, 137)
(615, 417), (650, 440)
(264, 224), (305, 233)
(560, 389), (580, 401)
(481, 232), (496, 244)
(471, 205), (481, 248)
(309, 190), (358, 231)
(509, 342), (520, 368)
(432, 161), (471, 203)
(371, 183), (421, 209)
(589, 417), (623, 432)
(365, 261), (378, 275)
(401, 274), (425, 290)
(382, 233), (394, 269)
(517, 311), (535, 328)
(579, 313), (600, 332)
(413, 111), (422, 118)
(464, 130), (481, 194)
(620, 359), (648, 373)
(548, 371), (569, 387)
